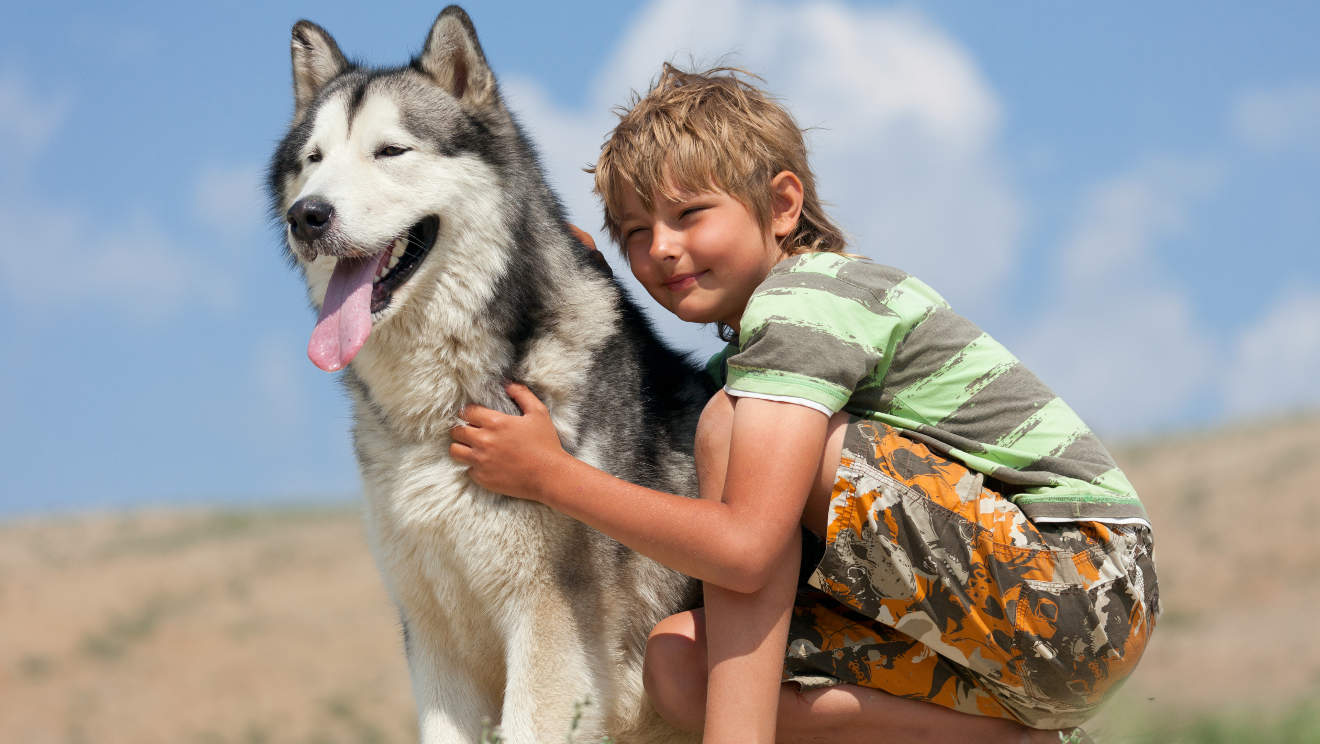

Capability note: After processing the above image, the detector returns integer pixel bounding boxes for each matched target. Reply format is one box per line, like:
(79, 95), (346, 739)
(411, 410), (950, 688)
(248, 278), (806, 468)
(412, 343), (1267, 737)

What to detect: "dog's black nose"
(287, 197), (335, 242)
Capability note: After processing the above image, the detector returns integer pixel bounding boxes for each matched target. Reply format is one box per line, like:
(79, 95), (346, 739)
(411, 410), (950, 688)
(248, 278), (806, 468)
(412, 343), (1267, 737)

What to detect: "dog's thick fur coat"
(268, 7), (710, 742)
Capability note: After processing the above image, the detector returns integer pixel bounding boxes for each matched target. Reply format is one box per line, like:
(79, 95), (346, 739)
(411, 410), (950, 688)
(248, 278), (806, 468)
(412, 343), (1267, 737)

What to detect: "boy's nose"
(648, 228), (681, 261)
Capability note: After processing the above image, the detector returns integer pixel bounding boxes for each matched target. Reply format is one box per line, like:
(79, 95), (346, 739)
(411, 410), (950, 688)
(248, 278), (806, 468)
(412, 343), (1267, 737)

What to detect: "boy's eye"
(624, 227), (650, 246)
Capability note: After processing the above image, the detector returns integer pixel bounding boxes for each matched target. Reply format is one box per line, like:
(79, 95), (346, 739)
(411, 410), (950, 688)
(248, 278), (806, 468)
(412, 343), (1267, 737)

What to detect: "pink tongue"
(308, 255), (379, 372)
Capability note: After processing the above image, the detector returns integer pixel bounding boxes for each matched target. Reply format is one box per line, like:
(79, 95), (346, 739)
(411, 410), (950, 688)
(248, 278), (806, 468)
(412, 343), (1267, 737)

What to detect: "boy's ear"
(769, 171), (805, 239)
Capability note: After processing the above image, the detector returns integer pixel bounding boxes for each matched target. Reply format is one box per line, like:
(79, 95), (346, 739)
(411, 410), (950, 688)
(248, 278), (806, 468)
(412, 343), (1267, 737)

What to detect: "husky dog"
(267, 6), (709, 743)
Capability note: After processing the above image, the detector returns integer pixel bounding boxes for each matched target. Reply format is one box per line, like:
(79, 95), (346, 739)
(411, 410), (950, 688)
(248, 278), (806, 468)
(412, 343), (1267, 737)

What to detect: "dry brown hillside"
(3, 413), (1319, 743)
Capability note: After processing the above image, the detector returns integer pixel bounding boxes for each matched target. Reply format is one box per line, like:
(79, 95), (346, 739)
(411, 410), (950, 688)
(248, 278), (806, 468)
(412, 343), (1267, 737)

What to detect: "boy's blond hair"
(591, 63), (845, 256)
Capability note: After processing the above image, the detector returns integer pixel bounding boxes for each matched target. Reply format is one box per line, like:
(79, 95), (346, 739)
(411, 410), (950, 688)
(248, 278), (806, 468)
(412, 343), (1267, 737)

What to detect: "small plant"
(1057, 728), (1086, 744)
(17, 653), (54, 680)
(478, 697), (615, 744)
(478, 719), (501, 744)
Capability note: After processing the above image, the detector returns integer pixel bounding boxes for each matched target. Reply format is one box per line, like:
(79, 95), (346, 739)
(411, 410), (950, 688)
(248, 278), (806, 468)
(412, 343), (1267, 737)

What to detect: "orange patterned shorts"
(782, 419), (1159, 729)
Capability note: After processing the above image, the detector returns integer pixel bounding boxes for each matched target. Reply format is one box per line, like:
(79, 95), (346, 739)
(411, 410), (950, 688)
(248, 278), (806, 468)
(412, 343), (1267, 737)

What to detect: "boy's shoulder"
(759, 252), (948, 315)
(768, 252), (909, 287)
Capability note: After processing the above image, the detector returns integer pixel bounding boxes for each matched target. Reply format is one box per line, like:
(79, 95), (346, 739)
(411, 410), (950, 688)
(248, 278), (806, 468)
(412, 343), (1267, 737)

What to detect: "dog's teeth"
(374, 238), (409, 279)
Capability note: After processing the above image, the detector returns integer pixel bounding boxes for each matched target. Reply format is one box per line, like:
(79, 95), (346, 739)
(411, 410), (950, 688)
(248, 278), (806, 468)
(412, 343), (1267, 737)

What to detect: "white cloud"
(501, 78), (612, 232)
(0, 69), (234, 319)
(596, 0), (1000, 150)
(0, 202), (235, 319)
(1014, 290), (1217, 436)
(509, 0), (1316, 436)
(508, 0), (1021, 360)
(602, 0), (1018, 313)
(1013, 160), (1221, 434)
(0, 69), (72, 174)
(1223, 288), (1320, 417)
(193, 162), (269, 238)
(1231, 81), (1320, 153)
(1058, 159), (1220, 284)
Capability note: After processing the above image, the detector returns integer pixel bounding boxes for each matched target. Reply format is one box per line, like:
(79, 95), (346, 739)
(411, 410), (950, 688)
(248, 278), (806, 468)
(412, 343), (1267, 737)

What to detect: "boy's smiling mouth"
(663, 271), (706, 290)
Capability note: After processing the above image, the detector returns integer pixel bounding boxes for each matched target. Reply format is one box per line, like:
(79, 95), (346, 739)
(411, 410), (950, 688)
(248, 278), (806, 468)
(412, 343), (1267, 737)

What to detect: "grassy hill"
(3, 413), (1319, 743)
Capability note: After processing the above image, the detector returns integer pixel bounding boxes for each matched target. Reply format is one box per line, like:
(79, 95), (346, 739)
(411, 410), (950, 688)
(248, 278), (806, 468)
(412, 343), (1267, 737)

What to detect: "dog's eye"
(307, 150), (322, 163)
(376, 145), (411, 158)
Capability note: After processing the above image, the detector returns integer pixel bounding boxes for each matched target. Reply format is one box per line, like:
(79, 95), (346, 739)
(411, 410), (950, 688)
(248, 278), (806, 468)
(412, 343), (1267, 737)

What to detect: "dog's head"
(269, 6), (516, 372)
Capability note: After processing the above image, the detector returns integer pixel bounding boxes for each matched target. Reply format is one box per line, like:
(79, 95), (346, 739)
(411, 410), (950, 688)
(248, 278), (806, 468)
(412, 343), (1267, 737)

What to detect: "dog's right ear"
(417, 6), (496, 108)
(290, 20), (349, 119)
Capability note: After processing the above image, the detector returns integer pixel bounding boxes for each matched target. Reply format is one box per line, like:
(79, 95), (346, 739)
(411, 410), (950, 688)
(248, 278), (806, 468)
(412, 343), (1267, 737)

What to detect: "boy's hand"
(449, 383), (570, 501)
(568, 223), (612, 277)
(568, 224), (596, 251)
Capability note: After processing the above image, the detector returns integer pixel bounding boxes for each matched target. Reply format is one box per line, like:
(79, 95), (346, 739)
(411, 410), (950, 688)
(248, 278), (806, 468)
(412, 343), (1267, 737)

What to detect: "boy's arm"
(451, 383), (827, 594)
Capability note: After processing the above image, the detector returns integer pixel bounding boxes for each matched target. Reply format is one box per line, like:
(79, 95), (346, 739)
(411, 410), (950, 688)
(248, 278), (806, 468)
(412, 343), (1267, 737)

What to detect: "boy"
(450, 64), (1157, 743)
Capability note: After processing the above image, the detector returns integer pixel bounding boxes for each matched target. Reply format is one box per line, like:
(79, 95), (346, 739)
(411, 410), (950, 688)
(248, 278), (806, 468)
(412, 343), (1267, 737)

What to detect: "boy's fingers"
(459, 404), (500, 426)
(449, 441), (472, 463)
(450, 423), (472, 444)
(567, 224), (612, 277)
(505, 382), (545, 414)
(568, 224), (597, 251)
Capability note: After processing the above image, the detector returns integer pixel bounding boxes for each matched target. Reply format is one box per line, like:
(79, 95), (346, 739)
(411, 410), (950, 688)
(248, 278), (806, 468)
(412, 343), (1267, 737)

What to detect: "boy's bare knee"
(643, 610), (707, 732)
(802, 410), (851, 536)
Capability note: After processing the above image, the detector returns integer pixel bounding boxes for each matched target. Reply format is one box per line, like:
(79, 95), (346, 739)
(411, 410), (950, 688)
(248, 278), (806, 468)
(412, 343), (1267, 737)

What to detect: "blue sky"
(2, 1), (1317, 516)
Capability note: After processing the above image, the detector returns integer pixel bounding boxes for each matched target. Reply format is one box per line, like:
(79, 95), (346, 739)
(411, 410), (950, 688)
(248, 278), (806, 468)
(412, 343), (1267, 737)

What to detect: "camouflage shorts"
(783, 419), (1159, 729)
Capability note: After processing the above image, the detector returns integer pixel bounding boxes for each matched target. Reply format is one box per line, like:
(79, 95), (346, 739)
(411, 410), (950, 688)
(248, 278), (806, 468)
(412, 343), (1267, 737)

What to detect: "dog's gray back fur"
(268, 6), (709, 742)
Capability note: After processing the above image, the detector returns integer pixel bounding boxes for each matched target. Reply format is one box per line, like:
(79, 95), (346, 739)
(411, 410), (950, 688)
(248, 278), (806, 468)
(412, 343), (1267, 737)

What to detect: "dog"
(267, 6), (711, 743)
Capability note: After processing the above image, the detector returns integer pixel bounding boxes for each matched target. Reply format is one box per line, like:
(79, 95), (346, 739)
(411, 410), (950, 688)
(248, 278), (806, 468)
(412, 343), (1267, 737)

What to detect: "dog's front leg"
(404, 616), (497, 743)
(497, 597), (610, 744)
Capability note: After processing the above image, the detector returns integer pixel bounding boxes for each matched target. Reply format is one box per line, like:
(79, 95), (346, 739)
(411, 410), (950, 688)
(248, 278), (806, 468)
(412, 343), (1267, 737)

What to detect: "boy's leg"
(790, 419), (1154, 730)
(646, 405), (1116, 740)
(653, 395), (1053, 742)
(646, 609), (1064, 743)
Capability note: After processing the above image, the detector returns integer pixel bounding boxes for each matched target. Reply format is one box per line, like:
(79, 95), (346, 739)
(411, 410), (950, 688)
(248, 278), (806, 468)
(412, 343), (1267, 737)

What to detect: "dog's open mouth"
(307, 215), (439, 372)
(370, 215), (439, 315)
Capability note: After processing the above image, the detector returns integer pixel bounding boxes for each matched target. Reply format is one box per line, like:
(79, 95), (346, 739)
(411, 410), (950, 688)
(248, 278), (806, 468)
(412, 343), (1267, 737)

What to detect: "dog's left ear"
(418, 5), (496, 107)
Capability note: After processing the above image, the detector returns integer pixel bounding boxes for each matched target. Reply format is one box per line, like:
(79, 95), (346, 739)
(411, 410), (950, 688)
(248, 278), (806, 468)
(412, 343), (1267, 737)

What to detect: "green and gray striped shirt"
(708, 252), (1147, 525)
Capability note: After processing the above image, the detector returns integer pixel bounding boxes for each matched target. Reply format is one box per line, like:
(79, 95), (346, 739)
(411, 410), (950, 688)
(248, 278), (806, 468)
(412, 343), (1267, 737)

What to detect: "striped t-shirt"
(708, 252), (1147, 526)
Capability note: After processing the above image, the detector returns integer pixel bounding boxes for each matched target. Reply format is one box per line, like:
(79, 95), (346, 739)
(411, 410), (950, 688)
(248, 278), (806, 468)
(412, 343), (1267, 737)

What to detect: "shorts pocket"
(1012, 581), (1106, 715)
(1012, 568), (1150, 719)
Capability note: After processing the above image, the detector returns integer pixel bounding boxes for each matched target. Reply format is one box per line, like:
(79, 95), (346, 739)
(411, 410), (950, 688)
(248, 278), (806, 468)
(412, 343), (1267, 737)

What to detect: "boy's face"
(617, 184), (784, 333)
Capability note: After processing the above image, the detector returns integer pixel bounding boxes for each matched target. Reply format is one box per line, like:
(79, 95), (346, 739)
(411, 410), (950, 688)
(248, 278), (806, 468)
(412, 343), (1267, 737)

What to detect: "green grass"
(322, 696), (390, 744)
(479, 698), (615, 744)
(100, 506), (355, 557)
(16, 653), (55, 680)
(78, 591), (198, 661)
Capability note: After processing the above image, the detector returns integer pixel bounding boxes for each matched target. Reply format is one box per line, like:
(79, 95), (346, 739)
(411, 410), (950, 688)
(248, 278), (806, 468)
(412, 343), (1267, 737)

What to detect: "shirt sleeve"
(705, 343), (737, 388)
(724, 268), (898, 415)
